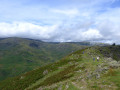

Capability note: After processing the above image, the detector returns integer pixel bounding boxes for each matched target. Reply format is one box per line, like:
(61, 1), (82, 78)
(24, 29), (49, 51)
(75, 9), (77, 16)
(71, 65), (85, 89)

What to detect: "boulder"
(43, 70), (48, 75)
(96, 73), (100, 79)
(108, 60), (120, 68)
(66, 84), (69, 89)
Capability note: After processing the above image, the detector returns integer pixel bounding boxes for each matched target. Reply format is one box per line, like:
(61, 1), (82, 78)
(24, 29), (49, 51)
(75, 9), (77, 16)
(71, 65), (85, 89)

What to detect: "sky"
(0, 0), (120, 43)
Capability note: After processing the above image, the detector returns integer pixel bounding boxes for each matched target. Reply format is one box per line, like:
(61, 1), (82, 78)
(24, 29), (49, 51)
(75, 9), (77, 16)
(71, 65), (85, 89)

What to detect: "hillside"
(0, 37), (86, 81)
(0, 45), (120, 90)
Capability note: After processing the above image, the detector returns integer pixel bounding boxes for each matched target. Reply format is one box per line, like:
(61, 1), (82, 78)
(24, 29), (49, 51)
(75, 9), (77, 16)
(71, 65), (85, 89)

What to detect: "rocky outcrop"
(43, 70), (48, 75)
(108, 60), (120, 68)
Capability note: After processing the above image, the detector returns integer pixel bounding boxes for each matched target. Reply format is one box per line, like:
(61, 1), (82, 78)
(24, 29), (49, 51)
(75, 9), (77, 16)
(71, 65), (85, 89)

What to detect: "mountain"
(0, 37), (86, 81)
(0, 45), (120, 90)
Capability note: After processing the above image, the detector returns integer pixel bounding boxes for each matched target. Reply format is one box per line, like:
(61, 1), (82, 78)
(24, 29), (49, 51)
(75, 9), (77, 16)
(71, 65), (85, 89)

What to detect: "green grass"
(0, 52), (79, 90)
(31, 65), (76, 89)
(1, 45), (120, 90)
(0, 43), (85, 90)
(108, 69), (120, 89)
(68, 83), (80, 90)
(0, 37), (85, 81)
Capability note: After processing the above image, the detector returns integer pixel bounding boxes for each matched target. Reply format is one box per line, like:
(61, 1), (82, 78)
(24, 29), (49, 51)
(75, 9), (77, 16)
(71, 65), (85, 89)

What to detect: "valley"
(0, 37), (86, 81)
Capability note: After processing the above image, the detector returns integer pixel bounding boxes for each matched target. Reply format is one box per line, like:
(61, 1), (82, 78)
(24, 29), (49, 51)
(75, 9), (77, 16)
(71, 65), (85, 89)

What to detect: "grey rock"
(95, 68), (103, 73)
(87, 74), (93, 79)
(96, 73), (100, 79)
(43, 70), (48, 75)
(66, 84), (69, 89)
(20, 76), (24, 79)
(108, 60), (120, 68)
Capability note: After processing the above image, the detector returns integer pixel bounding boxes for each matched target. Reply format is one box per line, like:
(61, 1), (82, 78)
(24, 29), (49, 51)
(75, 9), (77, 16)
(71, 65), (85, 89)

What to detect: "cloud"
(0, 22), (57, 40)
(0, 0), (120, 43)
(82, 29), (103, 41)
(0, 22), (103, 42)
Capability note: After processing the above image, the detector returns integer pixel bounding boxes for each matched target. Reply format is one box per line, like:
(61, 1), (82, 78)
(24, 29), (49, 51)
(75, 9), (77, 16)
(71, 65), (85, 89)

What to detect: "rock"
(66, 84), (69, 89)
(69, 62), (73, 65)
(103, 67), (109, 71)
(79, 76), (82, 79)
(95, 68), (103, 73)
(43, 70), (48, 75)
(118, 61), (120, 64)
(70, 54), (79, 60)
(96, 73), (100, 79)
(80, 87), (84, 89)
(75, 62), (79, 65)
(20, 76), (24, 79)
(75, 70), (82, 73)
(87, 74), (93, 79)
(106, 57), (113, 62)
(58, 67), (64, 69)
(108, 60), (120, 68)
(95, 66), (109, 74)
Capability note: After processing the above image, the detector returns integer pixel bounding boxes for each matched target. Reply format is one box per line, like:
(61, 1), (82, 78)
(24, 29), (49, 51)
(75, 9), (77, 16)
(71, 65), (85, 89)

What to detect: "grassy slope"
(1, 45), (120, 90)
(0, 37), (86, 81)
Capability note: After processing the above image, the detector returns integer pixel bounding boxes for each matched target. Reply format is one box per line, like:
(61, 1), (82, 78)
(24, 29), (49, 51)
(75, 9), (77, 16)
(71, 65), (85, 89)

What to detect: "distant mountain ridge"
(0, 37), (86, 81)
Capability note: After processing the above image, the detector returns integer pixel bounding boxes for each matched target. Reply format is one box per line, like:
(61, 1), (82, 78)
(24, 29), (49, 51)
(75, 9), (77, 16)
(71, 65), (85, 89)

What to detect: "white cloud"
(0, 0), (120, 43)
(0, 22), (103, 42)
(82, 29), (103, 40)
(0, 22), (57, 40)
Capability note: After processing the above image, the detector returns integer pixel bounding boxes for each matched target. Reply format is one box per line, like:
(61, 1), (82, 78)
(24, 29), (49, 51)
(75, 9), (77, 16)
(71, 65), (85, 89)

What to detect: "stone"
(58, 67), (64, 69)
(103, 67), (109, 71)
(80, 87), (84, 89)
(87, 74), (93, 79)
(76, 70), (82, 73)
(108, 60), (120, 68)
(43, 70), (48, 75)
(106, 57), (113, 62)
(118, 61), (120, 64)
(69, 62), (72, 65)
(20, 76), (24, 79)
(66, 84), (69, 89)
(96, 73), (100, 79)
(95, 68), (103, 73)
